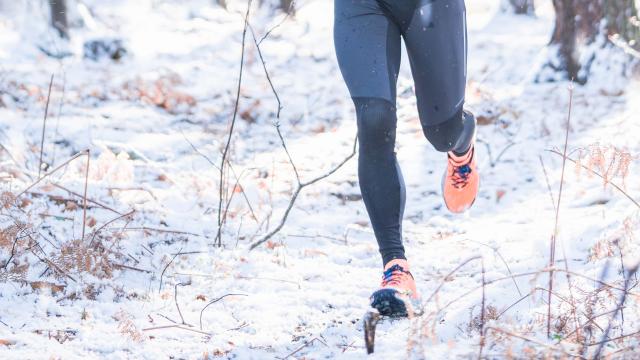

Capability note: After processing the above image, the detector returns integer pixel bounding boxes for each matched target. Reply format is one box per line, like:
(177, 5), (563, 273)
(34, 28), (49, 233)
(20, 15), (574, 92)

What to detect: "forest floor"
(1, 0), (640, 359)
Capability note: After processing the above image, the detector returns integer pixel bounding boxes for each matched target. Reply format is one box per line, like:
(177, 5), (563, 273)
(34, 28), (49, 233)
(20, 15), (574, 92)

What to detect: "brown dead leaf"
(0, 192), (15, 209)
(0, 339), (15, 346)
(30, 281), (65, 295)
(86, 217), (97, 228)
(40, 184), (56, 192)
(304, 249), (328, 257)
(599, 88), (624, 97)
(196, 294), (207, 301)
(65, 201), (78, 212)
(476, 115), (496, 126)
(240, 99), (261, 123)
(313, 124), (326, 133)
(266, 241), (282, 250)
(19, 198), (32, 209)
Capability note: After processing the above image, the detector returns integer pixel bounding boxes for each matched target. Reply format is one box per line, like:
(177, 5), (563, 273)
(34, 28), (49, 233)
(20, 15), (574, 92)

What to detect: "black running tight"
(334, 0), (475, 265)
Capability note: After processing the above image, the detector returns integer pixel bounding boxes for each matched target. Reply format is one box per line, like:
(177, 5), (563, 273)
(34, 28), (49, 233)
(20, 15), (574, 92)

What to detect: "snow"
(1, 0), (640, 358)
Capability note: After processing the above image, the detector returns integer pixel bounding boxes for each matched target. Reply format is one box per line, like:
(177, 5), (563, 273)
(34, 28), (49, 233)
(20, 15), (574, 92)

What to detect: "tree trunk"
(49, 0), (69, 38)
(259, 0), (295, 14)
(216, 0), (228, 9)
(279, 0), (294, 14)
(548, 0), (640, 82)
(502, 0), (535, 15)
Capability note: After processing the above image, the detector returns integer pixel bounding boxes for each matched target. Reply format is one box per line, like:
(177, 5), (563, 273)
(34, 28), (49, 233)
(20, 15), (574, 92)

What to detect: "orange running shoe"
(370, 259), (419, 317)
(442, 143), (479, 213)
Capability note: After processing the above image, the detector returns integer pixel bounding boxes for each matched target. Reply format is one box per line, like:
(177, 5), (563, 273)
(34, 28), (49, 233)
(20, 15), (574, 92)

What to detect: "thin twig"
(588, 329), (640, 347)
(89, 210), (136, 246)
(30, 248), (77, 283)
(50, 71), (66, 166)
(218, 166), (253, 235)
(185, 133), (258, 226)
(142, 324), (211, 336)
(16, 150), (89, 199)
(478, 258), (486, 360)
(485, 326), (582, 358)
(539, 155), (556, 212)
(175, 281), (192, 326)
(123, 227), (202, 237)
(476, 138), (516, 168)
(38, 74), (54, 178)
(548, 83), (574, 338)
(215, 0), (253, 247)
(182, 131), (220, 171)
(465, 239), (522, 297)
(496, 292), (532, 320)
(249, 23), (283, 119)
(199, 293), (248, 330)
(81, 150), (90, 240)
(249, 136), (357, 250)
(257, 0), (297, 46)
(174, 273), (300, 288)
(564, 308), (623, 342)
(52, 183), (124, 215)
(111, 263), (152, 273)
(424, 256), (483, 305)
(593, 265), (639, 358)
(159, 247), (183, 293)
(281, 336), (328, 360)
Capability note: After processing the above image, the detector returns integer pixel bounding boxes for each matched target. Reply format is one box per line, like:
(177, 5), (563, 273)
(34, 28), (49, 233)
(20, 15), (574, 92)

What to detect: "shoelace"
(450, 164), (472, 189)
(381, 264), (410, 287)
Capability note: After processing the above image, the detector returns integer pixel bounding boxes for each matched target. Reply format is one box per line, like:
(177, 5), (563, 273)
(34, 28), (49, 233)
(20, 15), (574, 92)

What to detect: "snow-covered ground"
(1, 0), (640, 358)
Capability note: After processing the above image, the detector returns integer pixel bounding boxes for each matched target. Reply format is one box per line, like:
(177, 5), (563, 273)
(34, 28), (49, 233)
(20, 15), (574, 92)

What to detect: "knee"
(353, 97), (397, 150)
(422, 108), (465, 152)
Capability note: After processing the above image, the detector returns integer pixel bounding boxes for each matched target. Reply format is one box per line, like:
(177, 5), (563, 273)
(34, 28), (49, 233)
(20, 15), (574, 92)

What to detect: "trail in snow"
(0, 0), (639, 358)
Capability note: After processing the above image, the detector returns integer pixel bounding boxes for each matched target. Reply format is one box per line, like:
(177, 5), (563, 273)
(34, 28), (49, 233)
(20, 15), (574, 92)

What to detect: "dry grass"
(114, 310), (145, 342)
(404, 91), (640, 358)
(575, 143), (634, 189)
(54, 239), (114, 279)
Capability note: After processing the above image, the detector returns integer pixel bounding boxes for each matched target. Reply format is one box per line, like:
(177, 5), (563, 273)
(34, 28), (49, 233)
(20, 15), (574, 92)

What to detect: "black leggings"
(334, 0), (475, 265)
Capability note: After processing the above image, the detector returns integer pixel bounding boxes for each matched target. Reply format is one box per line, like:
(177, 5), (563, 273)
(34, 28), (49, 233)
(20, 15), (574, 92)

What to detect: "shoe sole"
(370, 288), (409, 317)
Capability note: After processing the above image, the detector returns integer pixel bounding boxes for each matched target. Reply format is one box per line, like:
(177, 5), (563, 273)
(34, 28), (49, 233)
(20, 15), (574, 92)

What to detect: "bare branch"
(538, 155), (556, 212)
(81, 150), (90, 241)
(39, 74), (54, 178)
(199, 293), (248, 331)
(159, 247), (183, 293)
(593, 264), (640, 358)
(548, 82), (574, 338)
(216, 0), (253, 247)
(16, 149), (90, 199)
(175, 281), (192, 326)
(249, 136), (357, 250)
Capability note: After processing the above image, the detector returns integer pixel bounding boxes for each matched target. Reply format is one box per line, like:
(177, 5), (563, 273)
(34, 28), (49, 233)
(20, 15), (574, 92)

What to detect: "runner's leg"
(402, 0), (475, 154)
(334, 0), (406, 266)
